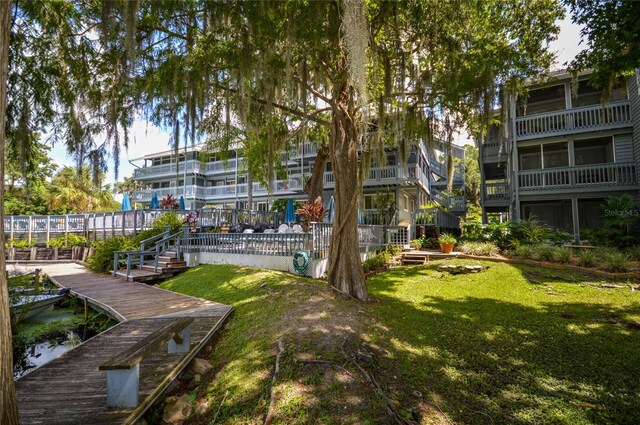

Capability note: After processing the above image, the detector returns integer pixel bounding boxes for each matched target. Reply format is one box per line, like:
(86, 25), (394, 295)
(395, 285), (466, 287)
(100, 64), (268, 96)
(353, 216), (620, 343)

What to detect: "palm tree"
(48, 167), (118, 213)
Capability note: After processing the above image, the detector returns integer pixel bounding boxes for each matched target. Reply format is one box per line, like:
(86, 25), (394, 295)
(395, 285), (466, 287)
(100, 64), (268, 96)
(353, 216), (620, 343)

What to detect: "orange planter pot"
(439, 242), (455, 254)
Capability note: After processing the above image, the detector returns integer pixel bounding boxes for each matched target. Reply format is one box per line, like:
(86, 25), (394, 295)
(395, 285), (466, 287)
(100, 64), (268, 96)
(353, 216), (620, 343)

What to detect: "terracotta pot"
(439, 242), (455, 254)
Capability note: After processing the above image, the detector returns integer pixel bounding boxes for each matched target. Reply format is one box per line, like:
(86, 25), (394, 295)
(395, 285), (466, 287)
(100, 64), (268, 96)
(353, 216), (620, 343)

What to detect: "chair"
(242, 229), (254, 233)
(292, 224), (303, 233)
(263, 229), (275, 234)
(277, 224), (290, 233)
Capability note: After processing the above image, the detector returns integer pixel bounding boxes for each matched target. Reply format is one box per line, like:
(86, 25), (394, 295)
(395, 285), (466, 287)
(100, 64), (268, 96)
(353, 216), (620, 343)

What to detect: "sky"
(49, 14), (585, 191)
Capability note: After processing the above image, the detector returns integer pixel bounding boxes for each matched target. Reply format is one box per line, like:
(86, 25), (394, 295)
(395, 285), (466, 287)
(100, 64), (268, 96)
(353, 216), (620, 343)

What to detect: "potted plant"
(296, 198), (328, 232)
(438, 233), (456, 254)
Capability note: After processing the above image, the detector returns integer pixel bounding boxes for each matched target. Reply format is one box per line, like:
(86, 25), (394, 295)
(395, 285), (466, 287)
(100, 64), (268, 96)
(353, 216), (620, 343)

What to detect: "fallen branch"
(340, 338), (417, 425)
(264, 339), (285, 425)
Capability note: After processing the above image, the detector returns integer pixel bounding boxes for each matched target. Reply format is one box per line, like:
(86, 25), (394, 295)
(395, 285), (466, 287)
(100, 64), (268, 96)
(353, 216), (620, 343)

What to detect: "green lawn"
(160, 261), (640, 425)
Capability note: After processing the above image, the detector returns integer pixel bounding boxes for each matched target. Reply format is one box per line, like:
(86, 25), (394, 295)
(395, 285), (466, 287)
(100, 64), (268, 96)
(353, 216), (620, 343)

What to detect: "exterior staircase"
(113, 228), (189, 283)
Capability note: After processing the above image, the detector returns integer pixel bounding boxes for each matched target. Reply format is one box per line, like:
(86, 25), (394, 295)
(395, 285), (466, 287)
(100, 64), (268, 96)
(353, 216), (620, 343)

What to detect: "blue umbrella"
(285, 198), (296, 224)
(121, 193), (131, 212)
(325, 196), (335, 223)
(150, 191), (160, 209)
(179, 195), (186, 210)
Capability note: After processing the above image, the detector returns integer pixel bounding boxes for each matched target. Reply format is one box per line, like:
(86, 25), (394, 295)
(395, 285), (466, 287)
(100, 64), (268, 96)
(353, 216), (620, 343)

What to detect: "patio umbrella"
(179, 195), (186, 210)
(121, 193), (131, 212)
(285, 197), (296, 224)
(150, 191), (160, 209)
(325, 196), (335, 223)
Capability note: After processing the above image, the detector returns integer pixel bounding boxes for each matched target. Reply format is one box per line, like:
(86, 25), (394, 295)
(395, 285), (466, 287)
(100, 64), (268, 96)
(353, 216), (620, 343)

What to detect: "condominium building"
(130, 139), (466, 225)
(480, 70), (640, 237)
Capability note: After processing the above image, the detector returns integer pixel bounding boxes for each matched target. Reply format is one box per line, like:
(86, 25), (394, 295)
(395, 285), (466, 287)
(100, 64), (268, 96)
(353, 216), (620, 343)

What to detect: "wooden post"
(46, 217), (50, 245)
(111, 212), (115, 238)
(28, 216), (32, 245)
(84, 298), (88, 320)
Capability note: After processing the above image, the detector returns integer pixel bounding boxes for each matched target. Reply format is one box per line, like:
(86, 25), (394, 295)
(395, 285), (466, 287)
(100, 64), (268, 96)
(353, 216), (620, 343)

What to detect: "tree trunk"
(327, 83), (368, 301)
(0, 1), (20, 423)
(306, 144), (328, 202)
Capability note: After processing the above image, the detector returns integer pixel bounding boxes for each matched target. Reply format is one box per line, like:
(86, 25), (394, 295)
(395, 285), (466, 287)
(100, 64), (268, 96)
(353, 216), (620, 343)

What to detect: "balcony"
(323, 165), (430, 189)
(515, 101), (631, 141)
(518, 163), (637, 192)
(133, 160), (203, 180)
(205, 158), (239, 175)
(132, 185), (205, 202)
(204, 175), (305, 200)
(484, 182), (510, 201)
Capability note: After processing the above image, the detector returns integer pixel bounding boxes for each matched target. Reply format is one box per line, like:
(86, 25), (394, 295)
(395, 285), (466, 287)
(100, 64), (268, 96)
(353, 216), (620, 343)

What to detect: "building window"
(403, 194), (409, 211)
(574, 137), (614, 165)
(517, 84), (566, 116)
(542, 142), (569, 168)
(519, 146), (542, 170)
(522, 200), (572, 232)
(573, 78), (627, 107)
(364, 194), (377, 210)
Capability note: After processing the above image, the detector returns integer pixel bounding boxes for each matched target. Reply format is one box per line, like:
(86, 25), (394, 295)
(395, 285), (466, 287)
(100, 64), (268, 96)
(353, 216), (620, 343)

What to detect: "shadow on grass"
(368, 264), (640, 425)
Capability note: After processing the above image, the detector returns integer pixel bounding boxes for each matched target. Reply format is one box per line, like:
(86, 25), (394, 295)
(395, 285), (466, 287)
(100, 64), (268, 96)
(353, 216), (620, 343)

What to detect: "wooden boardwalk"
(15, 263), (233, 425)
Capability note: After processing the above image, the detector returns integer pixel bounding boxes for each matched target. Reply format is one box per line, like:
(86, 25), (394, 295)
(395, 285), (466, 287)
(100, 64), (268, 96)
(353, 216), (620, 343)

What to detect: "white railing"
(182, 232), (311, 256)
(133, 160), (202, 179)
(205, 158), (239, 174)
(515, 101), (631, 140)
(518, 163), (637, 191)
(323, 165), (433, 188)
(132, 185), (204, 202)
(203, 175), (304, 199)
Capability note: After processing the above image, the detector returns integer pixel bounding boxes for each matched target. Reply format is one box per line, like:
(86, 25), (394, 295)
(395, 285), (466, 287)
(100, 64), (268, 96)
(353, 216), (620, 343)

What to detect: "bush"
(624, 246), (640, 261)
(5, 239), (35, 248)
(552, 247), (572, 264)
(461, 221), (485, 241)
(362, 252), (392, 273)
(438, 233), (457, 244)
(47, 234), (88, 248)
(512, 242), (534, 259)
(576, 249), (597, 267)
(603, 251), (630, 273)
(133, 212), (183, 245)
(384, 245), (403, 256)
(413, 236), (439, 250)
(533, 245), (555, 262)
(458, 241), (499, 257)
(87, 237), (137, 274)
(410, 239), (422, 250)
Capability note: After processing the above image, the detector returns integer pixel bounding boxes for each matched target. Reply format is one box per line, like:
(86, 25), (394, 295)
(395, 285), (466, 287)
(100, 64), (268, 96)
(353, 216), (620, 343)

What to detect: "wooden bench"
(99, 317), (194, 408)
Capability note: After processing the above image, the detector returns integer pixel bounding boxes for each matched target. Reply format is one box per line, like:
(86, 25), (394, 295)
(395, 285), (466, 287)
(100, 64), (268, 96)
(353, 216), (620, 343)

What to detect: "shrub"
(603, 251), (630, 273)
(624, 246), (640, 261)
(512, 242), (534, 259)
(410, 239), (422, 250)
(420, 237), (439, 250)
(461, 221), (485, 241)
(47, 234), (88, 248)
(576, 249), (597, 267)
(297, 199), (328, 232)
(552, 247), (572, 263)
(133, 212), (183, 245)
(362, 252), (392, 273)
(458, 241), (499, 257)
(533, 245), (555, 262)
(5, 239), (35, 248)
(87, 237), (137, 274)
(384, 245), (403, 256)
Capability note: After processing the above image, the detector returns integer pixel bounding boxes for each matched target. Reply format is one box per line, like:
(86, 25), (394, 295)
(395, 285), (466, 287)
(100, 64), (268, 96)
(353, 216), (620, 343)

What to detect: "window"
(364, 194), (377, 210)
(574, 137), (614, 165)
(573, 78), (627, 107)
(522, 200), (572, 232)
(542, 142), (569, 168)
(519, 146), (542, 170)
(403, 194), (409, 211)
(517, 84), (566, 116)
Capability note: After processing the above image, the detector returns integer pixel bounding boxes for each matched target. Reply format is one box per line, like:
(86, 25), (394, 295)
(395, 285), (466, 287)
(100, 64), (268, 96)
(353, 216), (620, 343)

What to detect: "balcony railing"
(132, 185), (204, 202)
(133, 160), (202, 179)
(204, 175), (304, 200)
(518, 163), (637, 191)
(484, 182), (510, 200)
(515, 101), (631, 140)
(205, 158), (239, 174)
(323, 165), (431, 189)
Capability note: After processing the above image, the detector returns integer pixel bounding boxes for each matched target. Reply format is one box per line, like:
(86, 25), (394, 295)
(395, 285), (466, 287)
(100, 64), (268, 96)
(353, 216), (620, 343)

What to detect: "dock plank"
(16, 263), (233, 425)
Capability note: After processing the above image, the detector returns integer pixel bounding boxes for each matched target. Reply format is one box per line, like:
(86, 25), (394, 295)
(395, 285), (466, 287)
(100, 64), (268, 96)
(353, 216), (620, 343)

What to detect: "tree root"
(340, 338), (417, 425)
(264, 339), (285, 425)
(298, 359), (354, 377)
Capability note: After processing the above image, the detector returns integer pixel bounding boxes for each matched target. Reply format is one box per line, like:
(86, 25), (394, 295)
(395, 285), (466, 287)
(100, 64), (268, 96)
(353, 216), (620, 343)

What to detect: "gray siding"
(629, 72), (640, 184)
(614, 133), (634, 162)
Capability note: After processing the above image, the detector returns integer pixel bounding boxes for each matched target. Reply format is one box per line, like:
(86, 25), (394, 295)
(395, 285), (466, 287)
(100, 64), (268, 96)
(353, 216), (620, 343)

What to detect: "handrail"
(139, 227), (170, 251)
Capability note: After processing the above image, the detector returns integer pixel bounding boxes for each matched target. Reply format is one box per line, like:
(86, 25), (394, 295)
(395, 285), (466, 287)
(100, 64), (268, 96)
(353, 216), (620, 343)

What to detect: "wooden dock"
(15, 263), (233, 425)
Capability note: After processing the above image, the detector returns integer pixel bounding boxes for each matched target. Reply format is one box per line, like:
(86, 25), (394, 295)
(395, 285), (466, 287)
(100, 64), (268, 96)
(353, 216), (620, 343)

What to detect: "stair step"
(139, 263), (187, 272)
(158, 255), (180, 262)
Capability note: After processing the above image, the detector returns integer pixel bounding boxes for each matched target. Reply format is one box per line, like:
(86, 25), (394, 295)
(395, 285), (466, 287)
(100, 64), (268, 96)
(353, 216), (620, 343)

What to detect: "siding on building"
(629, 71), (640, 185)
(614, 133), (634, 163)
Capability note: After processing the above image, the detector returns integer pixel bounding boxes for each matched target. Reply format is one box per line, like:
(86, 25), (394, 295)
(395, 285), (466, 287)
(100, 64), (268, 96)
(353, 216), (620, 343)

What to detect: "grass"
(159, 261), (640, 424)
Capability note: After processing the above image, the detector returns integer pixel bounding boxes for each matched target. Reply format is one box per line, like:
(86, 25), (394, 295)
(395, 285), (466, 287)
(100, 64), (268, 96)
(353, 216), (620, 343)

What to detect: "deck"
(15, 263), (233, 425)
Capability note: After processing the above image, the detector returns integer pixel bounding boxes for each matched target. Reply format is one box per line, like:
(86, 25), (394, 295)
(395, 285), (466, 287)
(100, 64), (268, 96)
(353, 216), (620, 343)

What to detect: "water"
(13, 308), (81, 379)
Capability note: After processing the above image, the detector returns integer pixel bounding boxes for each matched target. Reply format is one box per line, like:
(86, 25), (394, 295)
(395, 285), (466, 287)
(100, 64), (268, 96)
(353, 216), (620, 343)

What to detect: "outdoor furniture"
(277, 224), (290, 233)
(292, 224), (303, 233)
